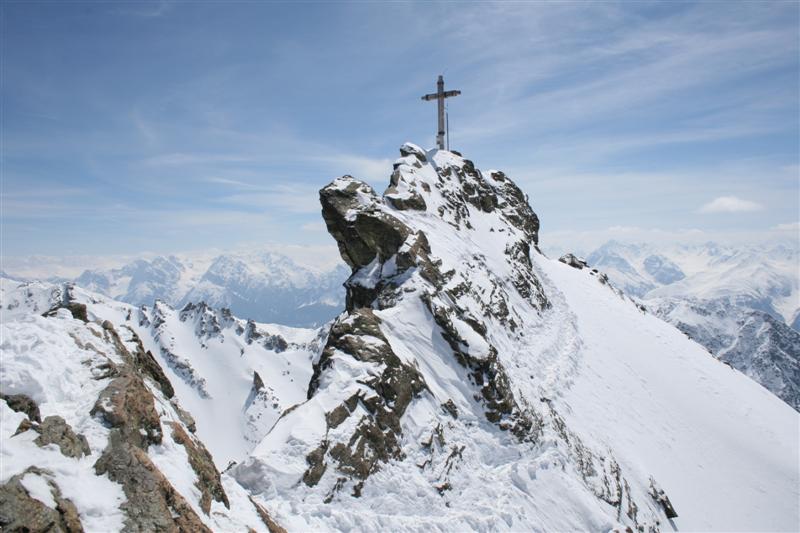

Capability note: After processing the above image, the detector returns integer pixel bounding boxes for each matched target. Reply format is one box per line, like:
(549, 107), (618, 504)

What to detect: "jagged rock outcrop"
(5, 143), (796, 532)
(303, 308), (428, 492)
(1, 392), (41, 423)
(168, 422), (230, 514)
(559, 253), (588, 270)
(0, 467), (83, 532)
(16, 415), (91, 459)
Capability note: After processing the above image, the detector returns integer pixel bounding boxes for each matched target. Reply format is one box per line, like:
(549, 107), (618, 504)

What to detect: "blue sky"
(2, 0), (798, 261)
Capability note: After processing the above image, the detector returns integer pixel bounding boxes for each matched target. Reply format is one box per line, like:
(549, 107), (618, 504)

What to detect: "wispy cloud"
(3, 2), (796, 258)
(773, 221), (800, 232)
(699, 196), (764, 214)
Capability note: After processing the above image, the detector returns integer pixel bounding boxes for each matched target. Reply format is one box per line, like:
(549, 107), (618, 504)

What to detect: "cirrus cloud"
(698, 195), (763, 214)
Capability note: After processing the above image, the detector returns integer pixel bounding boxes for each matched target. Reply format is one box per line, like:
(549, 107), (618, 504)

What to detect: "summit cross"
(420, 75), (461, 150)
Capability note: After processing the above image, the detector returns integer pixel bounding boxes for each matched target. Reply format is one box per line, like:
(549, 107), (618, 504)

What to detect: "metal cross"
(421, 75), (461, 150)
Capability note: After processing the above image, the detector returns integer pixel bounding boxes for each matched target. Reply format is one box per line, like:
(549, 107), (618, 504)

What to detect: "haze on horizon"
(2, 1), (798, 264)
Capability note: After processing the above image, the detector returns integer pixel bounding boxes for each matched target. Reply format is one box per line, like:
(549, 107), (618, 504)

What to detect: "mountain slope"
(233, 144), (799, 531)
(0, 280), (285, 531)
(584, 240), (800, 411)
(2, 144), (798, 532)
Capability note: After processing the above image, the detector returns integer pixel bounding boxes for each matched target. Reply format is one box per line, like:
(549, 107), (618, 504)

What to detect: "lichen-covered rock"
(91, 371), (163, 449)
(27, 415), (91, 459)
(1, 392), (41, 423)
(0, 467), (83, 533)
(167, 422), (229, 514)
(94, 431), (211, 533)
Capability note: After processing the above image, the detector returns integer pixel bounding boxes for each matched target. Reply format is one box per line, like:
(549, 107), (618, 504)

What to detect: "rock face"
(25, 415), (91, 459)
(0, 467), (83, 533)
(1, 393), (41, 423)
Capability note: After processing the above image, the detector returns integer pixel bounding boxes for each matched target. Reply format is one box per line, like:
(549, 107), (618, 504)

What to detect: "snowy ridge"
(1, 279), (315, 531)
(0, 282), (279, 531)
(234, 144), (799, 531)
(1, 144), (798, 532)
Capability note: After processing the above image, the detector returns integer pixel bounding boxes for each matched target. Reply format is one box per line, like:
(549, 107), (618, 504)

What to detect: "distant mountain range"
(69, 251), (348, 327)
(5, 238), (799, 411)
(581, 240), (800, 410)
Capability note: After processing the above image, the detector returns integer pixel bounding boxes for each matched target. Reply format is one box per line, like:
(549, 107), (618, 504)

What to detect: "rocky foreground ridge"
(2, 144), (798, 531)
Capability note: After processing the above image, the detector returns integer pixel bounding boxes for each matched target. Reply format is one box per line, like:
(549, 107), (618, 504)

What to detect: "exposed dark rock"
(325, 393), (359, 429)
(101, 322), (175, 399)
(302, 441), (329, 487)
(1, 392), (41, 423)
(303, 308), (429, 486)
(320, 178), (411, 269)
(441, 399), (459, 419)
(309, 146), (556, 489)
(0, 467), (83, 533)
(167, 422), (229, 514)
(23, 415), (91, 459)
(248, 496), (287, 533)
(94, 431), (211, 533)
(244, 320), (288, 352)
(487, 170), (540, 245)
(44, 302), (89, 322)
(13, 418), (35, 436)
(422, 293), (541, 439)
(170, 399), (197, 434)
(386, 169), (428, 211)
(252, 371), (265, 393)
(649, 477), (678, 519)
(559, 253), (588, 270)
(91, 371), (163, 449)
(399, 142), (427, 162)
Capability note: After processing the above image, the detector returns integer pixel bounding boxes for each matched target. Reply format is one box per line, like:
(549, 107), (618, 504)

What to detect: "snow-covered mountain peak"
(232, 144), (799, 530)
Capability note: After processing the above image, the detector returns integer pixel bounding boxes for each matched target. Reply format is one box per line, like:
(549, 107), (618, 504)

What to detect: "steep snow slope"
(582, 241), (800, 411)
(538, 256), (799, 531)
(233, 144), (799, 532)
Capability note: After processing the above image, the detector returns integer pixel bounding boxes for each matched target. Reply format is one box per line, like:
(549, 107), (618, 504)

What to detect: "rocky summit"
(1, 144), (798, 532)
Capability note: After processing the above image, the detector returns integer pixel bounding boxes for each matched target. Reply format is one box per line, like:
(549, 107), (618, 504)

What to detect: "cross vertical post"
(421, 75), (461, 150)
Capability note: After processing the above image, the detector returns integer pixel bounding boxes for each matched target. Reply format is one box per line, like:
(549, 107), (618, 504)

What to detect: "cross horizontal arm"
(421, 93), (438, 101)
(442, 90), (461, 98)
